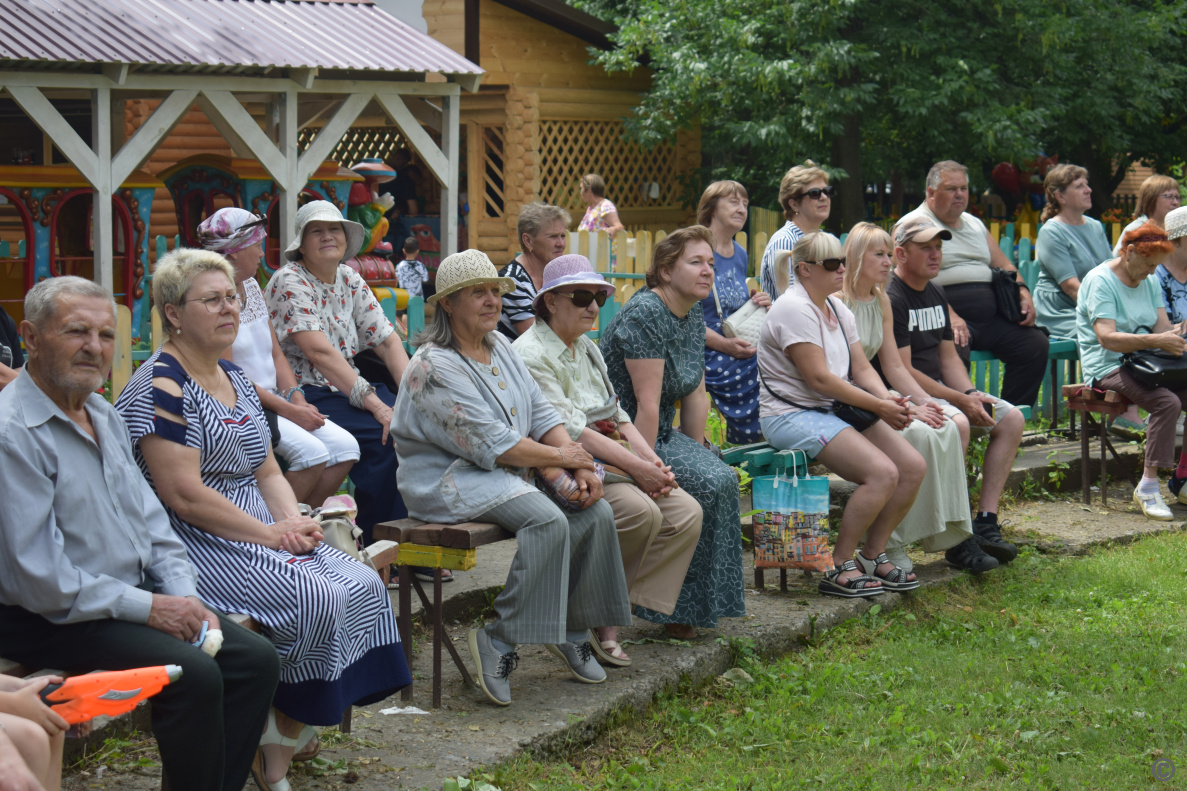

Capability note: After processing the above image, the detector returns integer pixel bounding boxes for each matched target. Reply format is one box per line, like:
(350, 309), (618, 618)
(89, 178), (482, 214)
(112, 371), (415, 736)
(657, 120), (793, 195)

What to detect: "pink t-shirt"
(757, 281), (859, 417)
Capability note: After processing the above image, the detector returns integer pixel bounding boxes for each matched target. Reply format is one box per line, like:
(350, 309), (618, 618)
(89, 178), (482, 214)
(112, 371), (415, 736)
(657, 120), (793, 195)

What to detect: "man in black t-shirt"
(0, 304), (23, 390)
(887, 217), (1021, 572)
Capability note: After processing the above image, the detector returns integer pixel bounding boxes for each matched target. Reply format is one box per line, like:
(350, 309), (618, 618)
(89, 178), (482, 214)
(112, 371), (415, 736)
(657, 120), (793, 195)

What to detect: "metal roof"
(0, 0), (483, 77)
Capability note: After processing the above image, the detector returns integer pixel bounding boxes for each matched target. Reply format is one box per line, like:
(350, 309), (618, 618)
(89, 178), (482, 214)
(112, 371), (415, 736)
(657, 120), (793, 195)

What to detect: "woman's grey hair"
(152, 248), (235, 329)
(926, 160), (969, 190)
(412, 291), (497, 353)
(517, 203), (572, 251)
(24, 276), (115, 328)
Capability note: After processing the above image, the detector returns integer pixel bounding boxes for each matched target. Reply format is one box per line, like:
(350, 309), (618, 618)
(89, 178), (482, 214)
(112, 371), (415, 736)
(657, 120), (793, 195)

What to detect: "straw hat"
(284, 200), (366, 263)
(1165, 206), (1187, 241)
(532, 254), (614, 313)
(428, 249), (516, 305)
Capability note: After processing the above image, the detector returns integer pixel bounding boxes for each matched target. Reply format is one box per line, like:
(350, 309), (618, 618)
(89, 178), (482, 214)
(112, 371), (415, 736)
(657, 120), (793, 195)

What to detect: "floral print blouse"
(265, 262), (398, 388)
(579, 198), (618, 233)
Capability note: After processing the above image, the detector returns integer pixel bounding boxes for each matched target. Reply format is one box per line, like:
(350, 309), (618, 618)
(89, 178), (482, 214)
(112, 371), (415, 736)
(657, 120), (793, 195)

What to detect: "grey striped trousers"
(479, 491), (633, 646)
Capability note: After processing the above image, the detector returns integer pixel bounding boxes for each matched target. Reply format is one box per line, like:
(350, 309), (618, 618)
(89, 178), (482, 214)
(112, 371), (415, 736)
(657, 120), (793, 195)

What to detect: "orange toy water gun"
(38, 665), (183, 725)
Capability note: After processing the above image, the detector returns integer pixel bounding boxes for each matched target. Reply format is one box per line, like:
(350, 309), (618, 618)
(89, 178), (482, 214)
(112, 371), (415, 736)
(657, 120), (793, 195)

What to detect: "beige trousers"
(601, 482), (703, 615)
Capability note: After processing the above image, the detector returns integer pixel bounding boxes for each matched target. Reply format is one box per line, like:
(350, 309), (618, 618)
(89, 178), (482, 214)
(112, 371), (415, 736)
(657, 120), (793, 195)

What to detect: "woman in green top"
(1075, 223), (1186, 521)
(1034, 164), (1113, 342)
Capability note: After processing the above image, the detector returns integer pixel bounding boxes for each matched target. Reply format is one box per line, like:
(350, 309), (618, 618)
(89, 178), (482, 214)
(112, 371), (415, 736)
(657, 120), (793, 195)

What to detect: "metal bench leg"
(399, 565), (413, 702)
(408, 574), (476, 691)
(340, 706), (352, 734)
(1100, 413), (1108, 505)
(779, 568), (788, 592)
(1081, 414), (1091, 504)
(754, 568), (764, 590)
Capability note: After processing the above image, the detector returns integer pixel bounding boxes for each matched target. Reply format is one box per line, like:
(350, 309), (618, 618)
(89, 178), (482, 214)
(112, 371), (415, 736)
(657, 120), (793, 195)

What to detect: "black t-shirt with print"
(880, 273), (953, 385)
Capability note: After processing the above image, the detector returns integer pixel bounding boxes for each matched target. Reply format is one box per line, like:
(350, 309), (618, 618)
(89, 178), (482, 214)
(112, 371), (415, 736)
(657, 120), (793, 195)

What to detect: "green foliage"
(495, 536), (1187, 788)
(573, 0), (1187, 219)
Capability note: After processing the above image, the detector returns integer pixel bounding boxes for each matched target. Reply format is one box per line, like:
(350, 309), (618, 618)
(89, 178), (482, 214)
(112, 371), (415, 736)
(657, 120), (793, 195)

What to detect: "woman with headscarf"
(198, 208), (359, 506)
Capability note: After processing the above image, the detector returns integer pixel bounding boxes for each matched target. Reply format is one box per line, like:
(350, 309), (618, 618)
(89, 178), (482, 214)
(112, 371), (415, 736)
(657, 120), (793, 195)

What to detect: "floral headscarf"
(197, 207), (267, 256)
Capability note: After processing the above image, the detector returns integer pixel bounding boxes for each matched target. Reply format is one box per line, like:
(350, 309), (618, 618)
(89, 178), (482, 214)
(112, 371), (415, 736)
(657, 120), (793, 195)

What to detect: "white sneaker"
(883, 546), (913, 573)
(1133, 488), (1175, 522)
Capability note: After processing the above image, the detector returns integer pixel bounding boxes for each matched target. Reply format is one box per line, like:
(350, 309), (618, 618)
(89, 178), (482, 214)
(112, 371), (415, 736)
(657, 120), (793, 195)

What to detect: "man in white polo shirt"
(900, 160), (1049, 409)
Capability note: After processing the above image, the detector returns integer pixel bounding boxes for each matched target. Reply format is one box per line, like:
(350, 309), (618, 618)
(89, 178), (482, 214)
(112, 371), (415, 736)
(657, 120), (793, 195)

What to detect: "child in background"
(396, 237), (430, 300)
(0, 674), (68, 791)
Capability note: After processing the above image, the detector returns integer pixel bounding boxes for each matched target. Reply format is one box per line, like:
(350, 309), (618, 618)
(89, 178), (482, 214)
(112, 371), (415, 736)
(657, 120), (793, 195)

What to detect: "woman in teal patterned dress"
(600, 225), (745, 638)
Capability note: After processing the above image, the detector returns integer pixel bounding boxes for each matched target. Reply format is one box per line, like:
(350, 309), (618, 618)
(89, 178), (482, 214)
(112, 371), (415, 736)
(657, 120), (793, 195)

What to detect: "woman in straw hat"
(391, 249), (632, 707)
(264, 201), (411, 542)
(513, 254), (703, 667)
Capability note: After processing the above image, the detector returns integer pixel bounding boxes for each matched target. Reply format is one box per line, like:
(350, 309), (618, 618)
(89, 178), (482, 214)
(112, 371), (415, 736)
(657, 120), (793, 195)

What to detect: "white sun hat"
(284, 200), (366, 263)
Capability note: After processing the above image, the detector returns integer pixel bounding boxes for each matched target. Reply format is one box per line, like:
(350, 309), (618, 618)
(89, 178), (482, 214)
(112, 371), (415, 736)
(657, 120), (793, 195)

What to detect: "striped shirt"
(758, 221), (804, 298)
(497, 258), (538, 340)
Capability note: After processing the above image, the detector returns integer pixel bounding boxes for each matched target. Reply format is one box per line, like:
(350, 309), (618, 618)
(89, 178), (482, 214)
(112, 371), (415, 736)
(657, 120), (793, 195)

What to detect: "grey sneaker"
(883, 546), (913, 573)
(468, 628), (517, 706)
(546, 641), (606, 684)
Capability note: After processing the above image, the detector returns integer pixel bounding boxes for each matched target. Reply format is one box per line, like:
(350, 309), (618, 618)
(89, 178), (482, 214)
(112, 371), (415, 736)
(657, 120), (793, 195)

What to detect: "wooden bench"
(372, 518), (514, 708)
(1064, 384), (1134, 504)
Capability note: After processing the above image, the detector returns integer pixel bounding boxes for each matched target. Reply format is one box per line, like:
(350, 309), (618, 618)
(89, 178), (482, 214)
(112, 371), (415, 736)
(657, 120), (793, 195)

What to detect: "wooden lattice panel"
(297, 127), (407, 167)
(480, 126), (506, 219)
(539, 120), (680, 214)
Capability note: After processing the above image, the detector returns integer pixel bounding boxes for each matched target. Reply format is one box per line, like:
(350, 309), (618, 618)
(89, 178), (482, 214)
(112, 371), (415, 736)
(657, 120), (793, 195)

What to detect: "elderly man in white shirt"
(0, 277), (278, 791)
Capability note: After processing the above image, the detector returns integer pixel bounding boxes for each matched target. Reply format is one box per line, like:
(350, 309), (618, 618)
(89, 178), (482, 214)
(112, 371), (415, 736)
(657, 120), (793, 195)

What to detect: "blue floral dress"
(701, 240), (762, 443)
(600, 288), (745, 628)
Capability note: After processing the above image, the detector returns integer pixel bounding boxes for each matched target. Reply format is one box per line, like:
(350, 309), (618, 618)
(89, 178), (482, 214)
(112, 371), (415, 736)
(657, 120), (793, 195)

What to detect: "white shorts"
(275, 415), (361, 471)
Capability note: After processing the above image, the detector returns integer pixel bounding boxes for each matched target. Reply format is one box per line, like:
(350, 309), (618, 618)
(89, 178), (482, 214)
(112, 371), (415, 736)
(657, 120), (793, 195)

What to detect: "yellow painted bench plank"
(395, 544), (477, 571)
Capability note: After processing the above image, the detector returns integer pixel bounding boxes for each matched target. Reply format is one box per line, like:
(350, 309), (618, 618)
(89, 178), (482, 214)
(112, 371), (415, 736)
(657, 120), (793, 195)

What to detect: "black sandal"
(819, 559), (884, 598)
(855, 551), (920, 592)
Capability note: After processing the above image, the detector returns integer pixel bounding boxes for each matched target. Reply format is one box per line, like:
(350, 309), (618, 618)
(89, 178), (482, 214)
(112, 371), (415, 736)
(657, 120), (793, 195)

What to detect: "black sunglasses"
(804, 257), (845, 272)
(558, 290), (609, 308)
(799, 186), (836, 201)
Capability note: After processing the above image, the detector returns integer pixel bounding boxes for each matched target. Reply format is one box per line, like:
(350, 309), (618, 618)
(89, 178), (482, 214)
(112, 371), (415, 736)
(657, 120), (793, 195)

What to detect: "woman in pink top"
(578, 174), (625, 236)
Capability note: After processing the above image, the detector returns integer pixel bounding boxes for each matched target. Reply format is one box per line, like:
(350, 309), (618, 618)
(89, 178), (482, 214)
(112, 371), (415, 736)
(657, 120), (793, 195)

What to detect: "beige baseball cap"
(894, 216), (953, 246)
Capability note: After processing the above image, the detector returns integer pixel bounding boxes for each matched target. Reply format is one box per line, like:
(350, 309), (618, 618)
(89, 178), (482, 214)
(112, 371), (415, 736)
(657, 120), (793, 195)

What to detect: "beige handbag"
(712, 282), (766, 346)
(305, 497), (378, 571)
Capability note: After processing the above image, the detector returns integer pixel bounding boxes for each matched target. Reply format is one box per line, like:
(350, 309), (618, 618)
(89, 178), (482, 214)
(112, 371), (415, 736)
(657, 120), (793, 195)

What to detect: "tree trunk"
(830, 112), (864, 233)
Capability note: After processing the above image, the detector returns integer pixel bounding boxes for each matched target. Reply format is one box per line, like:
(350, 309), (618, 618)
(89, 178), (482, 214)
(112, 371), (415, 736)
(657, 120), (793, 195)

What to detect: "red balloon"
(992, 162), (1021, 196)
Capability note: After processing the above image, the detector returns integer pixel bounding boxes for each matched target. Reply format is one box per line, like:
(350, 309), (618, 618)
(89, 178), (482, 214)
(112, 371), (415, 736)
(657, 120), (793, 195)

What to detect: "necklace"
(169, 343), (226, 396)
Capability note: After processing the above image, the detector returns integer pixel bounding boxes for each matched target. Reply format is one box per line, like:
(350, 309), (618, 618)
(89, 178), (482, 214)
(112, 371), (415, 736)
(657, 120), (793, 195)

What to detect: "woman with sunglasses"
(198, 208), (359, 508)
(697, 180), (770, 443)
(514, 255), (703, 666)
(757, 231), (924, 598)
(759, 161), (833, 299)
(117, 248), (410, 791)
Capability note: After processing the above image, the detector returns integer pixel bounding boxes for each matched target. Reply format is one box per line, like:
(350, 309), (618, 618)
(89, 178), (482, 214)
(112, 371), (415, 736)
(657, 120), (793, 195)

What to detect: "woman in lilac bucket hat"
(514, 255), (702, 665)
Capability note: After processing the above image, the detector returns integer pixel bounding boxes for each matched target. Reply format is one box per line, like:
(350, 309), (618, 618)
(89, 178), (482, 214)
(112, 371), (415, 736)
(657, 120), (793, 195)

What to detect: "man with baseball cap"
(879, 216), (1022, 573)
(1155, 205), (1187, 500)
(899, 161), (1049, 409)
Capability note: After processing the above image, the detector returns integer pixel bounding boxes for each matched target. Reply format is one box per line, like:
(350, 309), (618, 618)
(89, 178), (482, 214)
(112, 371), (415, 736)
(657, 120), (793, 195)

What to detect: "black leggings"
(946, 283), (1050, 407)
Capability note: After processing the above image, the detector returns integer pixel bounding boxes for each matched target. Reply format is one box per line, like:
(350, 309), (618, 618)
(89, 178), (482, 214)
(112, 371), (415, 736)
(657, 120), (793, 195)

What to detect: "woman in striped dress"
(115, 249), (409, 791)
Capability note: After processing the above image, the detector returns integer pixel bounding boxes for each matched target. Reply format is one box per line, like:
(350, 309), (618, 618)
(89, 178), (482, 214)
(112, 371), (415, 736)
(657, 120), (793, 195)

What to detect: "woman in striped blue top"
(116, 249), (410, 791)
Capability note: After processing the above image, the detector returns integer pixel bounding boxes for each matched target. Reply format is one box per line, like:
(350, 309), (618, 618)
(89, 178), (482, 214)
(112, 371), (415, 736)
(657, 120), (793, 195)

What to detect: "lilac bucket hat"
(532, 254), (616, 313)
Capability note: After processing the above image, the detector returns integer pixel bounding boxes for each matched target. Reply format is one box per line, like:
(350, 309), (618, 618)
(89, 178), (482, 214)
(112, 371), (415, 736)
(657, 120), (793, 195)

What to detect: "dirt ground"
(59, 485), (1186, 791)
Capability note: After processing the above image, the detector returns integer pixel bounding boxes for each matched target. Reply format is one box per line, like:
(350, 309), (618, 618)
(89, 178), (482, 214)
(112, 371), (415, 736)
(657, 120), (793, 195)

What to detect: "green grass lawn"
(485, 536), (1187, 790)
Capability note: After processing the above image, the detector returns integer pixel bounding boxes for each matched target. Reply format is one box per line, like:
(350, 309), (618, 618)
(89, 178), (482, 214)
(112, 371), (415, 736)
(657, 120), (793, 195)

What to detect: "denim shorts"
(760, 408), (853, 458)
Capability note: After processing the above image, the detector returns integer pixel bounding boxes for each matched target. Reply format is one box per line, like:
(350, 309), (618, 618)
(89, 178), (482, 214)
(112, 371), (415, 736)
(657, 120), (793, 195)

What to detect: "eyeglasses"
(1162, 192), (1182, 201)
(557, 290), (609, 308)
(186, 294), (242, 312)
(803, 258), (845, 271)
(798, 186), (836, 201)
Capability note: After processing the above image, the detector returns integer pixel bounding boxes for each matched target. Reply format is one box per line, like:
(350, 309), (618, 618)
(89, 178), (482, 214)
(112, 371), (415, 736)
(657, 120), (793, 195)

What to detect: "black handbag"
(759, 297), (880, 433)
(1121, 327), (1187, 388)
(990, 267), (1024, 323)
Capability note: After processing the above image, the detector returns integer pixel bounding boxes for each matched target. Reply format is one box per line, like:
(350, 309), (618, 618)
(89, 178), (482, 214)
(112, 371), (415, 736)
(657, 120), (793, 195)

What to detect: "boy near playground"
(396, 237), (430, 300)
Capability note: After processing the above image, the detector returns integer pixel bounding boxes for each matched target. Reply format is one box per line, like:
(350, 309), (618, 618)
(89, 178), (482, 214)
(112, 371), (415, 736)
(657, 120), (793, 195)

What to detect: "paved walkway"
(61, 432), (1187, 791)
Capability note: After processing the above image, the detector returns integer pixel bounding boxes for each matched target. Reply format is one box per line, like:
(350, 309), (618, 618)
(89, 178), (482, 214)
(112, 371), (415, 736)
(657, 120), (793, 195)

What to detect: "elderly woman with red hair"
(1076, 223), (1187, 521)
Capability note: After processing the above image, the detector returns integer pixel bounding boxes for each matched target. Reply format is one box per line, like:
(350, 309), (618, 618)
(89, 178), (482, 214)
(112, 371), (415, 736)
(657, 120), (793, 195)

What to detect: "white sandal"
(588, 628), (631, 667)
(252, 710), (297, 791)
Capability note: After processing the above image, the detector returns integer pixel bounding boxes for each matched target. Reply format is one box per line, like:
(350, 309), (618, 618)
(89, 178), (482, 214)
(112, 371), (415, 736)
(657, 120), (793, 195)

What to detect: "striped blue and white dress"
(116, 350), (410, 725)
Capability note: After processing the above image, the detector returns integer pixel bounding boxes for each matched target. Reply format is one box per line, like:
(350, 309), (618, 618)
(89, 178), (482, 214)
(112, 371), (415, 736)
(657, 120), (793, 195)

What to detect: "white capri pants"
(275, 415), (361, 471)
